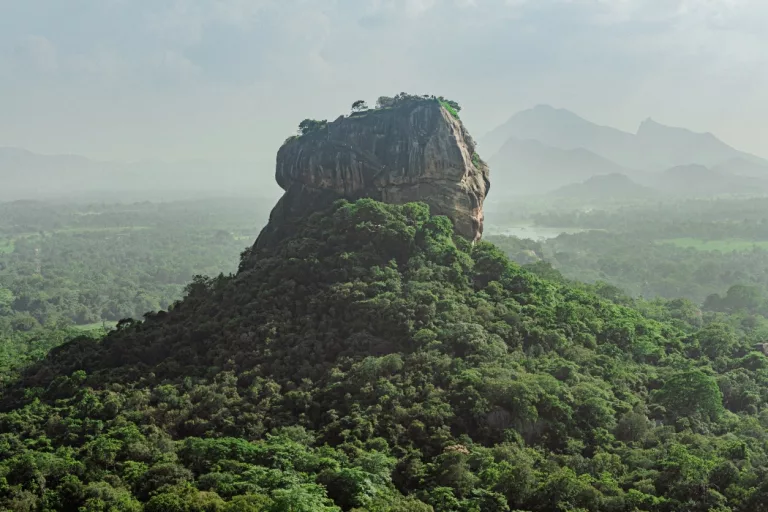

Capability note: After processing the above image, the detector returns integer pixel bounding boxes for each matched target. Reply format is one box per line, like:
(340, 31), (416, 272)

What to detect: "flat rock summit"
(255, 94), (490, 248)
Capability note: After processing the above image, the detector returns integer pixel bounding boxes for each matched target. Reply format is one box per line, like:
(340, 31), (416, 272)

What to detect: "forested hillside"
(2, 199), (768, 511)
(0, 199), (270, 381)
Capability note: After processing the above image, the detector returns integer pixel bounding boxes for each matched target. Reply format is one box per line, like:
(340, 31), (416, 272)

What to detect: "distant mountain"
(641, 164), (768, 197)
(482, 105), (768, 172)
(487, 138), (633, 196)
(634, 119), (768, 170)
(482, 105), (638, 165)
(714, 158), (768, 178)
(0, 147), (279, 202)
(551, 173), (655, 200)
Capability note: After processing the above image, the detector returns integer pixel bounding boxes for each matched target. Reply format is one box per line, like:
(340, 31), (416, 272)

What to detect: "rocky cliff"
(255, 97), (490, 249)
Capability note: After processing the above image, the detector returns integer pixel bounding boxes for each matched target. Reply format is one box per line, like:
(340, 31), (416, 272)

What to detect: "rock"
(255, 97), (490, 250)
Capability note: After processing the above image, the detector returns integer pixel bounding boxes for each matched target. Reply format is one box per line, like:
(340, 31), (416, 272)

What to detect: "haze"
(1, 0), (767, 171)
(8, 3), (768, 510)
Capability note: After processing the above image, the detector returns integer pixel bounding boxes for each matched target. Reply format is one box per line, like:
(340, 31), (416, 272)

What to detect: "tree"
(351, 100), (368, 113)
(654, 369), (724, 421)
(696, 322), (738, 360)
(375, 96), (395, 109)
(298, 119), (328, 136)
(437, 96), (461, 113)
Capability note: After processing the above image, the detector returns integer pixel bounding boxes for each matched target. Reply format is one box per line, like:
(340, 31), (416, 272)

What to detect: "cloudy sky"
(1, 0), (766, 165)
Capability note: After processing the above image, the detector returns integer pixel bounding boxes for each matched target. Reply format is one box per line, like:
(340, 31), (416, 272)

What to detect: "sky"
(1, 0), (766, 165)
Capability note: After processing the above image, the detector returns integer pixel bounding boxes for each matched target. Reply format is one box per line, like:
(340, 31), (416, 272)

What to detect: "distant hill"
(487, 138), (632, 196)
(642, 164), (768, 197)
(482, 105), (768, 172)
(0, 147), (279, 202)
(714, 158), (768, 178)
(551, 173), (655, 200)
(634, 119), (768, 170)
(482, 105), (638, 166)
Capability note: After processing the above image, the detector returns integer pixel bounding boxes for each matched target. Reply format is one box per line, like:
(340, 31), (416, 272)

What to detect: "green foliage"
(372, 93), (461, 120)
(351, 100), (369, 113)
(653, 369), (724, 421)
(490, 200), (768, 305)
(438, 98), (461, 120)
(2, 199), (768, 511)
(0, 199), (265, 375)
(297, 119), (328, 136)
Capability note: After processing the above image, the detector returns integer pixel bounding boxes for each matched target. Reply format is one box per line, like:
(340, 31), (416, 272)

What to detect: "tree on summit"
(298, 119), (328, 136)
(351, 100), (368, 113)
(437, 96), (461, 113)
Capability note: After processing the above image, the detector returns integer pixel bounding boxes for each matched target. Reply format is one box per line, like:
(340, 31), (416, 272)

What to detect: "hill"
(488, 138), (632, 196)
(551, 173), (655, 200)
(642, 164), (768, 197)
(3, 198), (768, 511)
(715, 157), (768, 178)
(480, 105), (638, 163)
(482, 105), (768, 172)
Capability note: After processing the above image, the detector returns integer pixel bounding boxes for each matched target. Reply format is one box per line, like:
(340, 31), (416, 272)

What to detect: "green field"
(659, 237), (768, 252)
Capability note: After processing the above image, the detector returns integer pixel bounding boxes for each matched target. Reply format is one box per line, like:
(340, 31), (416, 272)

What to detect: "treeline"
(529, 197), (768, 240)
(492, 231), (768, 303)
(487, 197), (768, 305)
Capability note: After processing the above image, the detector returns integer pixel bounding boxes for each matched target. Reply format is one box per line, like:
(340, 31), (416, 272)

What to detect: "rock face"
(255, 98), (490, 249)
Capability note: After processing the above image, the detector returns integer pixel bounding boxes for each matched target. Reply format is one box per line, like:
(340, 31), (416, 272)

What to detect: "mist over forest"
(3, 2), (768, 512)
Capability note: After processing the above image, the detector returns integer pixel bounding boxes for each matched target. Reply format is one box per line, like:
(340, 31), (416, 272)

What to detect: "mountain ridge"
(487, 137), (633, 196)
(550, 172), (655, 200)
(481, 105), (768, 173)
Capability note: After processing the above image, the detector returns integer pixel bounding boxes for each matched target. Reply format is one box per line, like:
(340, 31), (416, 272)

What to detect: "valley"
(2, 96), (768, 512)
(3, 0), (768, 508)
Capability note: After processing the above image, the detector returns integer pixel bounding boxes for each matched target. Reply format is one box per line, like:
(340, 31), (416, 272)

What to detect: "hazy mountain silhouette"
(635, 119), (768, 170)
(482, 105), (768, 172)
(487, 138), (633, 196)
(551, 173), (655, 200)
(714, 158), (768, 178)
(0, 147), (278, 202)
(639, 164), (768, 197)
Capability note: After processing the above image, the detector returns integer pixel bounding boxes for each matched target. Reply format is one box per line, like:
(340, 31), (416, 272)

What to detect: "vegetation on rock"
(297, 119), (329, 137)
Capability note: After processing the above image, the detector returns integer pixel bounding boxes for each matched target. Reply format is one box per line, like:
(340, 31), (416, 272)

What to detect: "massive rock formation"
(255, 97), (490, 249)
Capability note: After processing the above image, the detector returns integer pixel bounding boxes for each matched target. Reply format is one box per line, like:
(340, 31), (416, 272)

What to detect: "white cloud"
(404, 0), (436, 17)
(144, 1), (206, 46)
(1, 0), (767, 160)
(13, 35), (58, 73)
(211, 0), (272, 26)
(152, 50), (202, 79)
(68, 49), (128, 82)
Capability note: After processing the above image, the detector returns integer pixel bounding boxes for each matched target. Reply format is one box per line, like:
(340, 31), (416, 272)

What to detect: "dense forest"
(3, 199), (768, 511)
(0, 199), (270, 381)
